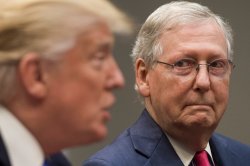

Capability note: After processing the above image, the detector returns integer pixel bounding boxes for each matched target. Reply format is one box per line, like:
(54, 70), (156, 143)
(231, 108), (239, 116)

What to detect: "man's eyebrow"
(97, 39), (114, 50)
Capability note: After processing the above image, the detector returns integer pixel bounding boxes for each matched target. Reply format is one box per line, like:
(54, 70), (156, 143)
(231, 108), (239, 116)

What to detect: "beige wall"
(66, 1), (250, 165)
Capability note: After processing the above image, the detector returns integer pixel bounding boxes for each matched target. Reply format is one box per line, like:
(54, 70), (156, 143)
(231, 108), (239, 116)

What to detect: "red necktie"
(194, 150), (211, 166)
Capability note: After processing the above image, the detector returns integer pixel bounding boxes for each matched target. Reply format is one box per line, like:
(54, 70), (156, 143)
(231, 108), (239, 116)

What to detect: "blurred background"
(66, 0), (250, 165)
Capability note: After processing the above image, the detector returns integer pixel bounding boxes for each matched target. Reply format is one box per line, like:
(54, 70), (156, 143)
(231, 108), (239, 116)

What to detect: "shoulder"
(212, 133), (250, 149)
(211, 133), (250, 157)
(84, 110), (165, 166)
(83, 128), (147, 166)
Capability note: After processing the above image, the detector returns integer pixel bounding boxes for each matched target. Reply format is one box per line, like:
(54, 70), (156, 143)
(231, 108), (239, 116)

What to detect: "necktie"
(194, 150), (210, 166)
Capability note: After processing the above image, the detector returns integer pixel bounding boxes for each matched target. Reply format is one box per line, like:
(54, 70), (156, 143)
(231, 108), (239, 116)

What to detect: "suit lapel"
(130, 110), (183, 166)
(129, 110), (248, 166)
(0, 134), (11, 166)
(144, 135), (184, 166)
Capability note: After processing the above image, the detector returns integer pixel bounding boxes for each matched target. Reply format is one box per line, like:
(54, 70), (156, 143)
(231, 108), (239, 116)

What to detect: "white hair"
(131, 1), (233, 68)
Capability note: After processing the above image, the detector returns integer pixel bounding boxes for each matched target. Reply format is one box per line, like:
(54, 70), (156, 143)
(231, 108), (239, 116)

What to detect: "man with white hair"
(0, 0), (132, 165)
(84, 1), (250, 166)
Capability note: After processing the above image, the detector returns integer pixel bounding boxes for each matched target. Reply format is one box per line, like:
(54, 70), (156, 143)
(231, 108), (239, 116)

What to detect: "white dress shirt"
(0, 106), (44, 166)
(166, 134), (215, 166)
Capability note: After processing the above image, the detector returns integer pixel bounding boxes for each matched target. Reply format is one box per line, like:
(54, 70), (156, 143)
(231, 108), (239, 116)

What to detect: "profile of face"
(44, 22), (124, 144)
(136, 21), (232, 138)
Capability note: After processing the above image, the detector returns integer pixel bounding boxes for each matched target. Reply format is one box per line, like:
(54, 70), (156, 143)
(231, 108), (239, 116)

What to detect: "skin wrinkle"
(138, 21), (230, 151)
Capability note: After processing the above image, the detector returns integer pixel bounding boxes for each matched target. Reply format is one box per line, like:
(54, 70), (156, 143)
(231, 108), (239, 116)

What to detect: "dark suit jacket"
(0, 134), (10, 166)
(0, 134), (71, 166)
(84, 109), (250, 166)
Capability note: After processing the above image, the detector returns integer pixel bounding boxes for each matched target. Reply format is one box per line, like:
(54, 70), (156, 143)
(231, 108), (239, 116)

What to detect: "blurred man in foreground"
(84, 1), (250, 166)
(0, 0), (132, 165)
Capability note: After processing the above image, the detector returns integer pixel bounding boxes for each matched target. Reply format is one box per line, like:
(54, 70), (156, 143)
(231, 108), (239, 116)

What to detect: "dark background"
(66, 0), (250, 165)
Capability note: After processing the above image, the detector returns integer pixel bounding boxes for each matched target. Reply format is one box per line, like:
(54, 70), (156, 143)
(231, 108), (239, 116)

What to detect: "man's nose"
(106, 58), (125, 89)
(193, 65), (211, 92)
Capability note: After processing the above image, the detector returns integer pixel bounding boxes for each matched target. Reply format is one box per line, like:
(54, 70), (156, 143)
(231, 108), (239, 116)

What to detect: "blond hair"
(0, 0), (133, 103)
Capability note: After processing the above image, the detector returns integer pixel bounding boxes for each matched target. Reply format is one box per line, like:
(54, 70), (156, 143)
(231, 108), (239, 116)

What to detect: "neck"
(167, 126), (214, 152)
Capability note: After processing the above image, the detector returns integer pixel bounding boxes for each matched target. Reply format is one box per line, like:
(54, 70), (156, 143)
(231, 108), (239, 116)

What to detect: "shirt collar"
(0, 105), (44, 166)
(166, 133), (214, 166)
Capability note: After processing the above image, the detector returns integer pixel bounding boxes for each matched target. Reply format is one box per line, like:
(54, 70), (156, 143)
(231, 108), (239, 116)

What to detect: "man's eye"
(90, 51), (111, 70)
(94, 52), (106, 61)
(174, 59), (195, 68)
(210, 60), (225, 68)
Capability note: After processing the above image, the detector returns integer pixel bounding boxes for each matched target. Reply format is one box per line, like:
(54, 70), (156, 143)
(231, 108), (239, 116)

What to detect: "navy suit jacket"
(84, 109), (250, 166)
(0, 134), (71, 166)
(0, 134), (10, 166)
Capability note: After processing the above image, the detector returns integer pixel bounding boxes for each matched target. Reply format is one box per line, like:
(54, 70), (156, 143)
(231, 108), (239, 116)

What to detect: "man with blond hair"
(0, 0), (132, 165)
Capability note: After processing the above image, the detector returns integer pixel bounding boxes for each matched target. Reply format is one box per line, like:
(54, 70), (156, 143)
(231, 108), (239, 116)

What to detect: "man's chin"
(80, 125), (108, 145)
(92, 126), (108, 142)
(186, 118), (215, 130)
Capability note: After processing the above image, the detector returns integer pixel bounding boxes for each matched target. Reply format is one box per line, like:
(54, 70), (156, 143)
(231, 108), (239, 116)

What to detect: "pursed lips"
(186, 104), (212, 108)
(184, 104), (214, 112)
(184, 101), (214, 110)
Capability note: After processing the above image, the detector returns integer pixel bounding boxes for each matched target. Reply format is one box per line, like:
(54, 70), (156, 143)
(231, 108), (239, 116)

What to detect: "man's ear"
(18, 53), (48, 99)
(135, 58), (150, 97)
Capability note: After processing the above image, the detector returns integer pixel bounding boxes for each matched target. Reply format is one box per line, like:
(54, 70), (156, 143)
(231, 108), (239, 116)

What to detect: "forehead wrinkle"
(159, 22), (227, 61)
